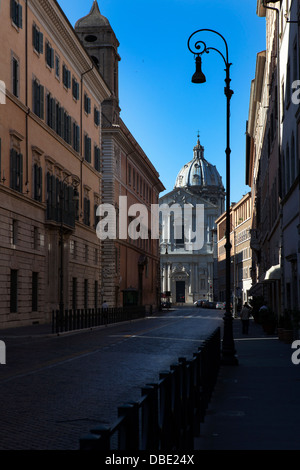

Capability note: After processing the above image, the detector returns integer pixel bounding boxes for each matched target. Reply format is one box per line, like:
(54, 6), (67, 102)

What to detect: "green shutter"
(18, 4), (22, 28)
(19, 153), (23, 192)
(40, 85), (44, 119)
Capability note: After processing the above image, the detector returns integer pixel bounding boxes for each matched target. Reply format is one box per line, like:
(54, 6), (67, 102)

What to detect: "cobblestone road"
(0, 307), (223, 450)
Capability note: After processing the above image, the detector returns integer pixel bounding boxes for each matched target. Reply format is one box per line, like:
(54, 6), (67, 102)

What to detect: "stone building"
(159, 137), (224, 305)
(75, 2), (165, 310)
(216, 193), (252, 314)
(0, 0), (164, 328)
(247, 0), (300, 320)
(0, 0), (111, 328)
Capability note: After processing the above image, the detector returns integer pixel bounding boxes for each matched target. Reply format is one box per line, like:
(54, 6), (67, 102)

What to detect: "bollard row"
(79, 327), (221, 451)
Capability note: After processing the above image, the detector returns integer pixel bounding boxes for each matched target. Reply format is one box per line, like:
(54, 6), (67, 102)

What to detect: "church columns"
(162, 262), (172, 293)
(167, 263), (171, 292)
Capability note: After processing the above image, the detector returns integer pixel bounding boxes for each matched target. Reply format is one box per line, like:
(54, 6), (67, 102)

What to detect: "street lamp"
(188, 29), (238, 365)
(59, 174), (80, 318)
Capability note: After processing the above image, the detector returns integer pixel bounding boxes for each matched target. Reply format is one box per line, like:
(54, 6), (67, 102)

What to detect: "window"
(46, 173), (75, 228)
(33, 79), (44, 119)
(84, 197), (90, 226)
(45, 41), (54, 69)
(32, 24), (43, 54)
(11, 0), (22, 28)
(10, 149), (23, 192)
(84, 279), (88, 309)
(128, 164), (131, 185)
(94, 145), (101, 172)
(63, 112), (71, 145)
(32, 272), (38, 312)
(72, 122), (80, 153)
(94, 280), (98, 309)
(72, 77), (79, 100)
(46, 92), (56, 129)
(55, 55), (60, 79)
(12, 56), (19, 98)
(33, 163), (42, 202)
(94, 203), (99, 229)
(84, 134), (91, 163)
(55, 102), (63, 136)
(94, 107), (100, 126)
(70, 239), (76, 258)
(62, 64), (71, 89)
(72, 278), (77, 311)
(10, 269), (18, 313)
(84, 93), (91, 114)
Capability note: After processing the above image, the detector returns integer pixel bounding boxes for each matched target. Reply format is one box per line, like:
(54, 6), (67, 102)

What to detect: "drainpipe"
(25, 0), (29, 190)
(80, 65), (93, 212)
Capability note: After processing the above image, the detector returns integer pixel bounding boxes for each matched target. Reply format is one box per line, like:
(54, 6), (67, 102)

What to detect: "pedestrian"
(240, 303), (251, 334)
(102, 300), (108, 309)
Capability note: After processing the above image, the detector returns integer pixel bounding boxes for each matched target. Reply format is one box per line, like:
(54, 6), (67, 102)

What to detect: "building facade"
(247, 0), (300, 321)
(0, 0), (164, 328)
(159, 138), (225, 305)
(216, 193), (252, 314)
(0, 0), (111, 328)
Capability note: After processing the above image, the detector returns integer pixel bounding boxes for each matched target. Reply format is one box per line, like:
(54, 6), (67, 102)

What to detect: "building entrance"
(176, 281), (185, 303)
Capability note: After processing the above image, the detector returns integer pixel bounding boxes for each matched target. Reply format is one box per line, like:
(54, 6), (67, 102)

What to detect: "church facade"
(159, 138), (225, 305)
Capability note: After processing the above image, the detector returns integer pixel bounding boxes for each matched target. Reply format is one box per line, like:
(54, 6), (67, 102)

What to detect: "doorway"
(176, 281), (185, 303)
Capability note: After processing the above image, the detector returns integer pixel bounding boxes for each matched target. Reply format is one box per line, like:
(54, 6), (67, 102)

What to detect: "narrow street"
(0, 306), (223, 450)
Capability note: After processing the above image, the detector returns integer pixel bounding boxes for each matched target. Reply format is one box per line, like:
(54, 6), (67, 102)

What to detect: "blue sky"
(58, 0), (266, 203)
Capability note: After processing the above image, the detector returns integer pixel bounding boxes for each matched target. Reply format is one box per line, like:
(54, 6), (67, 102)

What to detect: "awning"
(248, 282), (263, 296)
(263, 264), (281, 282)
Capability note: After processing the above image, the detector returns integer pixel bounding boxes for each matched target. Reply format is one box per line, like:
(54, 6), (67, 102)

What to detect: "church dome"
(175, 137), (224, 190)
(75, 1), (110, 29)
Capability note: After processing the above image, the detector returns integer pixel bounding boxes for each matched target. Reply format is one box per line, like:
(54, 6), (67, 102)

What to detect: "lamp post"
(59, 174), (80, 319)
(188, 29), (238, 365)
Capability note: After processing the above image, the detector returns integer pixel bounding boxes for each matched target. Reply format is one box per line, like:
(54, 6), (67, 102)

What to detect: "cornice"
(29, 0), (111, 101)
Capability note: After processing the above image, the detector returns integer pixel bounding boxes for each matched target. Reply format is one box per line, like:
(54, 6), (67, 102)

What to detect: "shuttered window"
(33, 163), (42, 202)
(33, 79), (44, 119)
(10, 149), (23, 192)
(11, 0), (22, 28)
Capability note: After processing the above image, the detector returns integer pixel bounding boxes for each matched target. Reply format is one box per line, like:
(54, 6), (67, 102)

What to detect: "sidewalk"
(195, 318), (300, 450)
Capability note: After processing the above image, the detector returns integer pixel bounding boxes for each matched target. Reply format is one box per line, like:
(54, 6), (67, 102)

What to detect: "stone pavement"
(195, 318), (300, 450)
(1, 316), (300, 451)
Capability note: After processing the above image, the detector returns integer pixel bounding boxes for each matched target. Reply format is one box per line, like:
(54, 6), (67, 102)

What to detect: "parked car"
(208, 301), (217, 309)
(216, 301), (226, 309)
